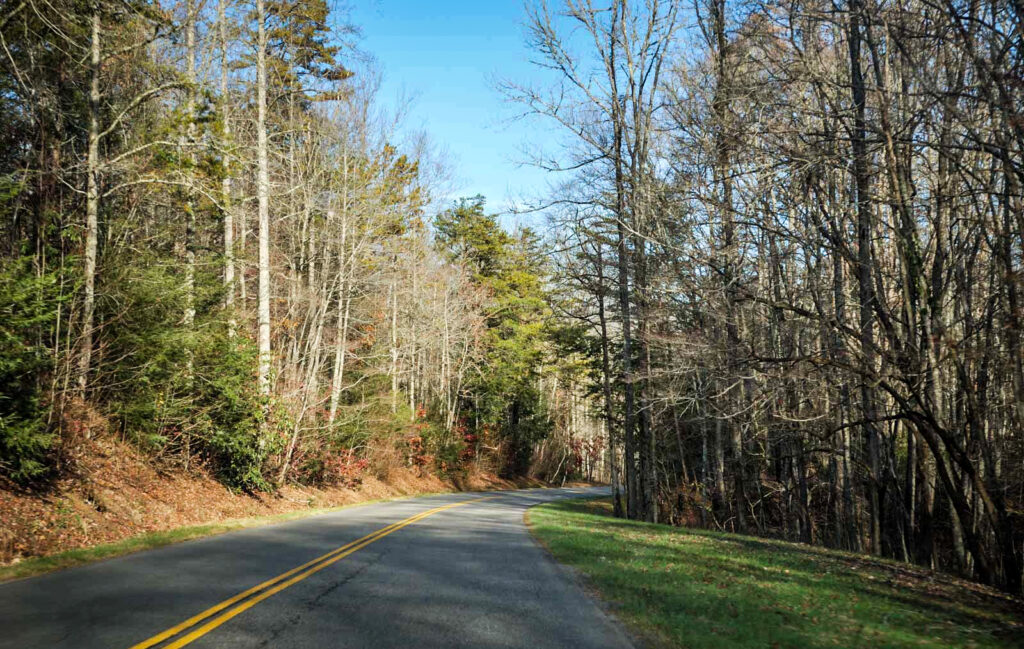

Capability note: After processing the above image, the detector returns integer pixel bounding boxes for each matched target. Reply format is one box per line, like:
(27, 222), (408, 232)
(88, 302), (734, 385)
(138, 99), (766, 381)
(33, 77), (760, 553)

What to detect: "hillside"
(0, 419), (542, 580)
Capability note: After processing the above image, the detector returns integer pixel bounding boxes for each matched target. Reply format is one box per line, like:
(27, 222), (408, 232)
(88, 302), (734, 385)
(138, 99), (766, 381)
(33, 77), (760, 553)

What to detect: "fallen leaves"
(1, 431), (519, 567)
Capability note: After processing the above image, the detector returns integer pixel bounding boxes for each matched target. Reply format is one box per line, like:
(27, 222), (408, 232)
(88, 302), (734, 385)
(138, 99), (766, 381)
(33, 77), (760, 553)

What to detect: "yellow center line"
(129, 496), (493, 649)
(127, 505), (444, 649)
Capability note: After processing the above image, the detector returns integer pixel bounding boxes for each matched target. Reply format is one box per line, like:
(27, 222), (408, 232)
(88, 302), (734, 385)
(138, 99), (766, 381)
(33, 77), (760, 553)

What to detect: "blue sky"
(348, 0), (558, 224)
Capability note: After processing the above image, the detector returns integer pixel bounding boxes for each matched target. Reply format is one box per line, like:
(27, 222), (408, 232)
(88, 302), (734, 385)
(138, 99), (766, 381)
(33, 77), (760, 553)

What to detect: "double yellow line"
(129, 497), (491, 649)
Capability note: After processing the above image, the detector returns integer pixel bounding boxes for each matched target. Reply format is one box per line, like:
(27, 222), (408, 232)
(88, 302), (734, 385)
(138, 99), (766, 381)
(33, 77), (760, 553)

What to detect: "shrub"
(98, 256), (273, 492)
(0, 258), (62, 483)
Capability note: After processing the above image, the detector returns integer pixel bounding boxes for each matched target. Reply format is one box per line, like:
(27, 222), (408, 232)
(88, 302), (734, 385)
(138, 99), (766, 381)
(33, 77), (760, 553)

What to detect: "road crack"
(256, 548), (390, 647)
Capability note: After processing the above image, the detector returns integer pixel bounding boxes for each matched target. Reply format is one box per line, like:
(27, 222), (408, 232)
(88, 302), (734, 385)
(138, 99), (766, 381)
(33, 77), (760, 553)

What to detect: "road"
(0, 486), (633, 649)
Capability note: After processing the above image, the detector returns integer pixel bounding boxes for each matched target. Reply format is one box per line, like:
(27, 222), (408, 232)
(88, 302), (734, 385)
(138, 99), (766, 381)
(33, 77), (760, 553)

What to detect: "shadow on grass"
(530, 498), (1024, 649)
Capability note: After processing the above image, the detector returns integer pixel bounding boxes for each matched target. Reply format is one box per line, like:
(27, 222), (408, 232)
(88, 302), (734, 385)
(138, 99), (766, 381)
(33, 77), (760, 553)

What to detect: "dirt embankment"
(0, 431), (544, 567)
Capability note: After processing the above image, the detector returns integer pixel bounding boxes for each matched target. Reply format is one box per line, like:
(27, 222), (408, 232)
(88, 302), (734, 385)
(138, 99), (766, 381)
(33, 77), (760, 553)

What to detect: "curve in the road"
(0, 487), (633, 649)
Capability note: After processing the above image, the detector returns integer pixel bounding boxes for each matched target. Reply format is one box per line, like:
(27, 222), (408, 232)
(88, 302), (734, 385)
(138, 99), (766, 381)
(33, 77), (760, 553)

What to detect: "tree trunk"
(847, 0), (882, 555)
(711, 0), (746, 534)
(78, 8), (101, 394)
(596, 245), (623, 517)
(256, 0), (272, 397)
(220, 0), (235, 335)
(328, 204), (349, 424)
(608, 1), (638, 520)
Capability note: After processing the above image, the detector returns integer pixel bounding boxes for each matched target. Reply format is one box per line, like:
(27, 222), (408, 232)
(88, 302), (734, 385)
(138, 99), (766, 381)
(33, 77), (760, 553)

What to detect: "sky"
(347, 0), (559, 224)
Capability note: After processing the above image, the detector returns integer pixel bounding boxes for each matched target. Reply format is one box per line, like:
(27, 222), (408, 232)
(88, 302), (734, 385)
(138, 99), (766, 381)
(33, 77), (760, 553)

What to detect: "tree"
(435, 197), (553, 475)
(515, 0), (1024, 594)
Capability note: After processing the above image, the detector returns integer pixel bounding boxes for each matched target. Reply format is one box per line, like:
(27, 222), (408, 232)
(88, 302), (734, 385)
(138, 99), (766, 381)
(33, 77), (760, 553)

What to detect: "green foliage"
(0, 257), (63, 483)
(259, 0), (353, 100)
(434, 195), (515, 279)
(435, 197), (554, 475)
(414, 417), (465, 478)
(102, 261), (195, 448)
(98, 251), (272, 491)
(200, 340), (279, 492)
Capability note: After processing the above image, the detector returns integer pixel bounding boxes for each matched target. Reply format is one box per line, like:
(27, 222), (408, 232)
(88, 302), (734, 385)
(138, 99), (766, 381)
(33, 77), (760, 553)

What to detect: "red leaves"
(406, 435), (430, 468)
(289, 446), (368, 488)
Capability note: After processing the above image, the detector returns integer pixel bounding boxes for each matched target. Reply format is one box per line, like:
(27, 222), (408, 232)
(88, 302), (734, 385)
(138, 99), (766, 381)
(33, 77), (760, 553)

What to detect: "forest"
(1, 0), (1022, 598)
(0, 0), (590, 498)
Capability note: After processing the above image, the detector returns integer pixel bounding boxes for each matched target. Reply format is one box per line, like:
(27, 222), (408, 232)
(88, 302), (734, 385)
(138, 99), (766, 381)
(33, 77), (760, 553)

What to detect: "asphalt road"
(0, 486), (634, 649)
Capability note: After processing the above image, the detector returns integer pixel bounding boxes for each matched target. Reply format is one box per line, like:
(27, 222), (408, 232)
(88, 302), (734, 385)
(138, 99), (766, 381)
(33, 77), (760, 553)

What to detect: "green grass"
(527, 498), (1024, 649)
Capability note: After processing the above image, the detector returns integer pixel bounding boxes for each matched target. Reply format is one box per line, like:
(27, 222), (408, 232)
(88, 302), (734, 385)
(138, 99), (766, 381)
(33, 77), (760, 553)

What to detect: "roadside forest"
(0, 0), (599, 513)
(513, 0), (1024, 596)
(2, 0), (1022, 598)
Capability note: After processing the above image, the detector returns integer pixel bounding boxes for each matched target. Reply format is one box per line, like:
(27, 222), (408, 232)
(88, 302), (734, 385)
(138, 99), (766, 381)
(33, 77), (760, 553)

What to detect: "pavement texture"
(0, 486), (634, 649)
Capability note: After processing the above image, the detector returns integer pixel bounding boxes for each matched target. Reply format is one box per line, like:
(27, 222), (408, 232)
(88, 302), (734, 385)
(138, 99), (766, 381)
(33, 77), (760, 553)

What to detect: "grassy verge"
(527, 498), (1024, 649)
